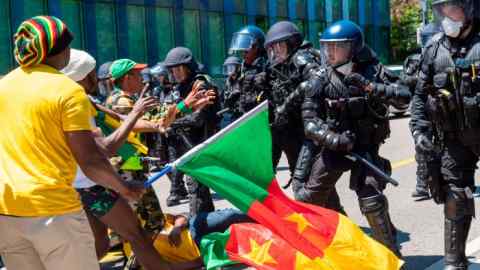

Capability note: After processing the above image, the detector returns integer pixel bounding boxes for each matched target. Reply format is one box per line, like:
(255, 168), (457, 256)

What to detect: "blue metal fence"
(0, 0), (391, 75)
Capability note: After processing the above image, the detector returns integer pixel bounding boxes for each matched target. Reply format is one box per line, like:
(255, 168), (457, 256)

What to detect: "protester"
(0, 16), (143, 270)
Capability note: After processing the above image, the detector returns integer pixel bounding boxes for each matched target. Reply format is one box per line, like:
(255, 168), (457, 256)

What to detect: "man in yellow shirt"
(0, 16), (143, 270)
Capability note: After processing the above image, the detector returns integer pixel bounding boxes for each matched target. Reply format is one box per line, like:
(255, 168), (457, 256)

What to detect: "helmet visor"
(140, 69), (152, 84)
(223, 63), (240, 76)
(433, 1), (469, 22)
(229, 33), (255, 54)
(320, 41), (353, 66)
(267, 41), (289, 65)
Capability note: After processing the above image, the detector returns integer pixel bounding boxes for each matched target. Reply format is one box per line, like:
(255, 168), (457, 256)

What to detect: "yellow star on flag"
(242, 239), (277, 266)
(295, 252), (328, 269)
(284, 213), (313, 233)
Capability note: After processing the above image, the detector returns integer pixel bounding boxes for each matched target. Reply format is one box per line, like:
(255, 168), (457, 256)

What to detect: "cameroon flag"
(171, 101), (403, 270)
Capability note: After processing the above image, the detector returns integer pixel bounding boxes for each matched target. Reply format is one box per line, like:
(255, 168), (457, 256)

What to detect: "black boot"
(359, 194), (401, 257)
(444, 218), (468, 270)
(166, 172), (188, 207)
(412, 152), (430, 200)
(411, 174), (429, 199)
(326, 188), (347, 216)
(166, 193), (185, 207)
(444, 187), (474, 270)
(411, 187), (430, 199)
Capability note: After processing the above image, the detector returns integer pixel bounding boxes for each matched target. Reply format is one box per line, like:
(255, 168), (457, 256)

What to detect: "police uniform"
(224, 26), (269, 122)
(410, 1), (480, 267)
(264, 22), (323, 180)
(163, 47), (219, 216)
(295, 20), (411, 256)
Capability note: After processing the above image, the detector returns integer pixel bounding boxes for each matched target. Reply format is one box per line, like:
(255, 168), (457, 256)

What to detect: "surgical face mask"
(441, 16), (464, 38)
(335, 61), (353, 76)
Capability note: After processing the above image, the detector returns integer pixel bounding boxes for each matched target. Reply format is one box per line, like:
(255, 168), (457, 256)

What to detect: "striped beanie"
(13, 16), (73, 67)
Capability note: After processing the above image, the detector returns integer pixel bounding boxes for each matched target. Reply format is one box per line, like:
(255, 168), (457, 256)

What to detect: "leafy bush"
(390, 2), (422, 63)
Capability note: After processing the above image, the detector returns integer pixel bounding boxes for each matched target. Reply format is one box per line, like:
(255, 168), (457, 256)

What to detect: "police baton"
(345, 153), (399, 187)
(216, 107), (231, 116)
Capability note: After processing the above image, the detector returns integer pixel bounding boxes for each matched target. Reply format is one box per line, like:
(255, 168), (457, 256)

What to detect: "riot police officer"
(410, 1), (479, 268)
(404, 23), (441, 200)
(146, 63), (189, 204)
(221, 55), (243, 122)
(264, 21), (323, 178)
(227, 25), (269, 116)
(163, 47), (218, 215)
(97, 61), (113, 102)
(150, 62), (173, 98)
(297, 20), (410, 256)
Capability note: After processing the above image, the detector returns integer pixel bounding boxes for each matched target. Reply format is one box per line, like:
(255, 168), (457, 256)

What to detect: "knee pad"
(445, 186), (475, 221)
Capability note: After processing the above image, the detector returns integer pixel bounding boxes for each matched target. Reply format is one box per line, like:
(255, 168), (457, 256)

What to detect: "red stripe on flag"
(266, 179), (339, 246)
(245, 179), (341, 259)
(225, 223), (297, 270)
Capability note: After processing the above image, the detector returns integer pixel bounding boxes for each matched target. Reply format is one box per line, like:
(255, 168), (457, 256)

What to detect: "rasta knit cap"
(14, 15), (73, 67)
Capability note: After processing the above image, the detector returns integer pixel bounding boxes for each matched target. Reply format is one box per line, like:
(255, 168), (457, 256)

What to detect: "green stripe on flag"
(200, 228), (237, 270)
(176, 101), (274, 212)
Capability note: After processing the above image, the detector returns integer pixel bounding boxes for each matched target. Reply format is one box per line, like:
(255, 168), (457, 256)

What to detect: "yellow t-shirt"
(0, 65), (93, 217)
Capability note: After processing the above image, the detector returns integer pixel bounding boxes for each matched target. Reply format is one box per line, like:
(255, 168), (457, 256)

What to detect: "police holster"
(426, 153), (447, 204)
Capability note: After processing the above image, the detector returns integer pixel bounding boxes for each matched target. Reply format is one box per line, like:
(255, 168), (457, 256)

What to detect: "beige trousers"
(0, 210), (99, 270)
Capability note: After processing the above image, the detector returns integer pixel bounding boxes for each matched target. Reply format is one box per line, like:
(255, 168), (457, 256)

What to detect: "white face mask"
(441, 16), (464, 38)
(335, 61), (353, 76)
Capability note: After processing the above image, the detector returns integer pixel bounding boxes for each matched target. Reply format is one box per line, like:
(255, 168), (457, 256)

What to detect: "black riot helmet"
(164, 47), (199, 83)
(432, 0), (474, 38)
(150, 62), (168, 78)
(140, 68), (152, 84)
(222, 56), (241, 77)
(163, 47), (198, 71)
(264, 21), (303, 64)
(150, 62), (172, 85)
(229, 25), (265, 56)
(319, 20), (364, 71)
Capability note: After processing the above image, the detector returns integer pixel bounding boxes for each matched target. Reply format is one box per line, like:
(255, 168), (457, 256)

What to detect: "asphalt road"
(154, 114), (480, 270)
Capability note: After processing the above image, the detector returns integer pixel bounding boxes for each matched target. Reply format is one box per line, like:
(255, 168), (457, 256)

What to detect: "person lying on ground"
(123, 208), (254, 269)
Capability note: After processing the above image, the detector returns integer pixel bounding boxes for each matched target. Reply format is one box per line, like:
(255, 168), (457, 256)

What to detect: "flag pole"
(144, 165), (173, 187)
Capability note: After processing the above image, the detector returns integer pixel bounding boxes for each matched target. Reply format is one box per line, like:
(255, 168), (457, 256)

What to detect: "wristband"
(176, 101), (193, 114)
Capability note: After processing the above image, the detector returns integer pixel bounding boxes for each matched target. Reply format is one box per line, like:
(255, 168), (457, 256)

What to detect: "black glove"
(242, 74), (255, 91)
(344, 73), (370, 89)
(336, 131), (356, 152)
(224, 90), (241, 108)
(272, 109), (288, 127)
(413, 131), (434, 153)
(254, 72), (267, 86)
(344, 73), (373, 95)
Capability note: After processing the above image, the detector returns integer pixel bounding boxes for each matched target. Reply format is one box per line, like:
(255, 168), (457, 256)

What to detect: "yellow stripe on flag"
(322, 215), (404, 270)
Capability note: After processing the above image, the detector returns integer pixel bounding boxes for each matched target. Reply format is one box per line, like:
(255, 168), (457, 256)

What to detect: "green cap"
(110, 58), (147, 80)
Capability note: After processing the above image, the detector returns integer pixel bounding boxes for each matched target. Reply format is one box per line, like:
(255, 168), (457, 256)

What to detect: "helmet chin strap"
(459, 21), (474, 39)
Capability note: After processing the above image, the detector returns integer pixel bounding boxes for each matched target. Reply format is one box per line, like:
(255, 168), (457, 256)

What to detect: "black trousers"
(166, 135), (214, 216)
(271, 128), (303, 176)
(295, 147), (389, 210)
